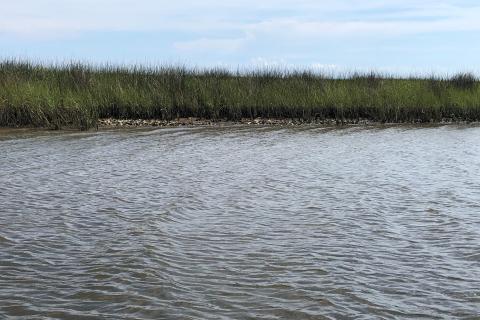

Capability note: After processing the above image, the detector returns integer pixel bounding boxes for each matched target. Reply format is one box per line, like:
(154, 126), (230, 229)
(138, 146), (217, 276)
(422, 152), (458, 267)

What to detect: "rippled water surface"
(1, 125), (480, 319)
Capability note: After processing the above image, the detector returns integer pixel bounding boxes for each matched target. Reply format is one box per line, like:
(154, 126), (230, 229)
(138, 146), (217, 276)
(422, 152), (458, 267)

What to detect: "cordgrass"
(1, 60), (480, 129)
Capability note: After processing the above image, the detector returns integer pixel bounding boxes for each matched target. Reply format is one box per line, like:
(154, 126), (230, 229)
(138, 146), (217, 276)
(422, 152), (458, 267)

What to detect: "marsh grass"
(1, 60), (479, 129)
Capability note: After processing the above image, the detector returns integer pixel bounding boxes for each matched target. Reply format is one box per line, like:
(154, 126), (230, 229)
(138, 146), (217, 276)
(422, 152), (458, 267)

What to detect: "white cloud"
(2, 0), (480, 38)
(173, 37), (250, 53)
(310, 63), (338, 70)
(2, 0), (479, 74)
(244, 6), (480, 39)
(172, 2), (480, 56)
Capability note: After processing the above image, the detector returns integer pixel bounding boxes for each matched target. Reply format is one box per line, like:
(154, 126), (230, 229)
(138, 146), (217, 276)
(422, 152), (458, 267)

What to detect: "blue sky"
(1, 0), (480, 74)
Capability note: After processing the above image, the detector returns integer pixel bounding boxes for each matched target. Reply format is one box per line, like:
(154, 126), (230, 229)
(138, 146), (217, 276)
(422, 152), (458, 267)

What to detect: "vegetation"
(1, 60), (480, 129)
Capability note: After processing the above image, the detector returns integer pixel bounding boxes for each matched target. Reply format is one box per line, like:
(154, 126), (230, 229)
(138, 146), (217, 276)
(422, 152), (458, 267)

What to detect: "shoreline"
(1, 117), (479, 132)
(96, 117), (478, 128)
(97, 117), (372, 128)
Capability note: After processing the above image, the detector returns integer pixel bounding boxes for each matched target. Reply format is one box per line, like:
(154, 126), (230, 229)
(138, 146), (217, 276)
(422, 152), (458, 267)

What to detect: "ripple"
(1, 125), (480, 319)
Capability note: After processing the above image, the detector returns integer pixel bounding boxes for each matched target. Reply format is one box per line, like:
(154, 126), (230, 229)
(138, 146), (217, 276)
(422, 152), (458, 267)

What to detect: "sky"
(1, 0), (480, 74)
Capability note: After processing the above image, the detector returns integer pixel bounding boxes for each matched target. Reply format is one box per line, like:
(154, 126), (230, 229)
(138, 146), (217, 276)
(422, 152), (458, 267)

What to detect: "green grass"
(1, 60), (480, 129)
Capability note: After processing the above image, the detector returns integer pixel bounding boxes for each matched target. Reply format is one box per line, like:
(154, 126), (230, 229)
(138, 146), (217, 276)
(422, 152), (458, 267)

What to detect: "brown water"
(1, 125), (479, 319)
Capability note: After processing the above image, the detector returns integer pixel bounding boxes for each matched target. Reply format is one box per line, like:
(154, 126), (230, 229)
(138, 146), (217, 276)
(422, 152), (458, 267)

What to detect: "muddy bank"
(1, 118), (476, 132)
(97, 117), (476, 128)
(97, 117), (362, 128)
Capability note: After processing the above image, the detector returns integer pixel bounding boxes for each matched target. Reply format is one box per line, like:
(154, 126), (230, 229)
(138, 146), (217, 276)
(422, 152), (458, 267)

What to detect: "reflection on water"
(1, 125), (479, 319)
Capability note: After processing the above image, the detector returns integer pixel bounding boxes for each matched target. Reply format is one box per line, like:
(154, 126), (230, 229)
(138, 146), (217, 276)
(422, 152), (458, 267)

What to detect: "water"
(1, 125), (479, 319)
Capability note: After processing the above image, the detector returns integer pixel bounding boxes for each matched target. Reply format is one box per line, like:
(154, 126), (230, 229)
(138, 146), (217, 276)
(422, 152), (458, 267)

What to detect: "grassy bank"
(1, 60), (479, 129)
